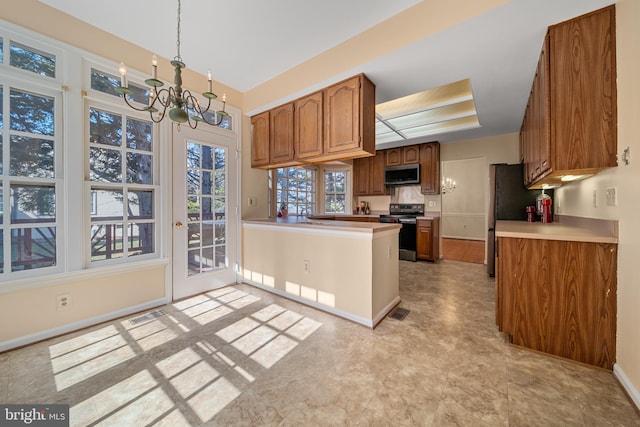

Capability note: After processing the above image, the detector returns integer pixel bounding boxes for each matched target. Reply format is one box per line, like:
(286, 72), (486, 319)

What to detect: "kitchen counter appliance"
(379, 203), (424, 261)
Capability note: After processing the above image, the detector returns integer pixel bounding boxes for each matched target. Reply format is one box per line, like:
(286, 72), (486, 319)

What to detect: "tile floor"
(2, 260), (639, 426)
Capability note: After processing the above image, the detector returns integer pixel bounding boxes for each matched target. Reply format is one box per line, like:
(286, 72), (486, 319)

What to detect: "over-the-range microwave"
(384, 164), (420, 186)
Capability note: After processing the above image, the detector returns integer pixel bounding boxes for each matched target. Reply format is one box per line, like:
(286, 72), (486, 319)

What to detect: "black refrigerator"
(487, 163), (552, 276)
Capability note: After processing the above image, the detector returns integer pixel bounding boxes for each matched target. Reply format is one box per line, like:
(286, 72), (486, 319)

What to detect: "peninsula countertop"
(242, 216), (401, 234)
(496, 219), (618, 244)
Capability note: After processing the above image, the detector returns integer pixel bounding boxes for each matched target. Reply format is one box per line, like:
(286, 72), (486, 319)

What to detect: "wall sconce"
(441, 177), (456, 194)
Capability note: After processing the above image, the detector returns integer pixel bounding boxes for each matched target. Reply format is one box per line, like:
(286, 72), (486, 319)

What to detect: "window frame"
(84, 90), (160, 266)
(0, 54), (65, 281)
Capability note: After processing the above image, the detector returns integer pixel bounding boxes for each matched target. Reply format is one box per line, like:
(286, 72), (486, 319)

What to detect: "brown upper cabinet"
(269, 103), (298, 167)
(322, 74), (376, 162)
(250, 111), (270, 168)
(353, 151), (388, 197)
(521, 5), (617, 188)
(250, 73), (376, 169)
(294, 91), (324, 160)
(420, 142), (440, 195)
(385, 145), (420, 166)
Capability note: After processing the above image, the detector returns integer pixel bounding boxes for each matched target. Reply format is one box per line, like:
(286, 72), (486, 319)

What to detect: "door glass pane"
(187, 249), (200, 276)
(215, 246), (226, 269)
(11, 227), (56, 271)
(10, 89), (54, 136)
(10, 184), (55, 223)
(10, 41), (56, 78)
(10, 135), (54, 178)
(184, 143), (227, 275)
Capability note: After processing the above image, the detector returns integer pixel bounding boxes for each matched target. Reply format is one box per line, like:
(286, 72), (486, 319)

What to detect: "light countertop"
(242, 217), (402, 234)
(496, 220), (618, 243)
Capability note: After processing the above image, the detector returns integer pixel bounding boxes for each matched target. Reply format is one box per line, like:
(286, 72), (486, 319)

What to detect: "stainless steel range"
(379, 203), (424, 262)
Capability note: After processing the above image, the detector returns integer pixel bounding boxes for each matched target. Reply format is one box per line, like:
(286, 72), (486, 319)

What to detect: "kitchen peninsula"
(242, 217), (401, 327)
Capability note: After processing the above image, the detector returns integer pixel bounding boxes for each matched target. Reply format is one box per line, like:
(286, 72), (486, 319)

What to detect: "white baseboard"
(613, 363), (640, 410)
(0, 298), (169, 353)
(244, 279), (399, 329)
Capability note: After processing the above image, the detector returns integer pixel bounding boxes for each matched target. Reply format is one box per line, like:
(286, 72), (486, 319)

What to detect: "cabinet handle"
(606, 288), (611, 297)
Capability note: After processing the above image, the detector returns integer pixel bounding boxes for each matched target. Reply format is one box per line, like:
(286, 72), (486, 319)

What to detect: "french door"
(172, 125), (238, 300)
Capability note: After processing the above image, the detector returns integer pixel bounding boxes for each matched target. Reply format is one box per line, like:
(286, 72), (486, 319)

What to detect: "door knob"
(175, 221), (183, 228)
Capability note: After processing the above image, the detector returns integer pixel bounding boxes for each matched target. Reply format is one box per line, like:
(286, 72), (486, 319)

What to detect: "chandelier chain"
(175, 0), (182, 61)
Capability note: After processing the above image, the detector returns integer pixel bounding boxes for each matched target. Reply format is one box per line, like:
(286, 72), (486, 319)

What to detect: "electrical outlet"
(57, 294), (72, 311)
(428, 201), (436, 208)
(248, 197), (257, 207)
(605, 187), (617, 206)
(303, 260), (311, 274)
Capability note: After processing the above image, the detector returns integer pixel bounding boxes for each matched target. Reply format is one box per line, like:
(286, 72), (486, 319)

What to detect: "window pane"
(187, 142), (200, 168)
(0, 85), (3, 128)
(90, 107), (122, 147)
(10, 41), (55, 78)
(0, 189), (3, 224)
(215, 246), (226, 269)
(203, 247), (214, 271)
(215, 147), (225, 170)
(187, 249), (200, 276)
(202, 220), (214, 247)
(10, 135), (54, 178)
(215, 172), (225, 196)
(215, 220), (225, 245)
(11, 227), (56, 271)
(202, 197), (213, 221)
(90, 147), (122, 182)
(188, 223), (200, 249)
(0, 37), (3, 63)
(129, 223), (153, 257)
(10, 185), (55, 223)
(187, 196), (200, 221)
(10, 89), (54, 136)
(126, 152), (153, 184)
(202, 171), (213, 195)
(126, 117), (152, 151)
(91, 189), (123, 220)
(187, 169), (200, 194)
(0, 134), (3, 175)
(91, 224), (124, 261)
(128, 190), (153, 219)
(201, 145), (213, 170)
(91, 69), (148, 104)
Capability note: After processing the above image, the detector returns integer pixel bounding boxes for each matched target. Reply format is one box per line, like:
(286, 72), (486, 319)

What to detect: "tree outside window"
(324, 170), (347, 213)
(275, 168), (316, 216)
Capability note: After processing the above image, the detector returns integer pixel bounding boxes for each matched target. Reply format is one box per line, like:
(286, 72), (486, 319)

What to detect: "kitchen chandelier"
(115, 0), (227, 129)
(441, 177), (456, 194)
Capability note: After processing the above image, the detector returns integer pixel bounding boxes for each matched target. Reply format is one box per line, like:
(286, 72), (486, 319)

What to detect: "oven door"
(398, 218), (417, 261)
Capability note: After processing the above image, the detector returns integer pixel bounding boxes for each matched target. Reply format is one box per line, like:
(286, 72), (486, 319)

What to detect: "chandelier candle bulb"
(207, 69), (212, 93)
(151, 55), (158, 79)
(119, 62), (127, 88)
(222, 93), (226, 103)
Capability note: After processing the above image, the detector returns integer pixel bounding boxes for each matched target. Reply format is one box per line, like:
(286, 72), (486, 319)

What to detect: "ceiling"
(39, 0), (615, 146)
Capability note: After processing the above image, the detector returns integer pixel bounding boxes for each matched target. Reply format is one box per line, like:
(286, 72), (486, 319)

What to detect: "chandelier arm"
(121, 93), (156, 113)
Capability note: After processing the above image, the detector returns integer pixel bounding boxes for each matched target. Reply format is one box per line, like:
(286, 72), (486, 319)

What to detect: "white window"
(0, 34), (63, 279)
(323, 169), (348, 213)
(87, 68), (158, 263)
(274, 167), (316, 216)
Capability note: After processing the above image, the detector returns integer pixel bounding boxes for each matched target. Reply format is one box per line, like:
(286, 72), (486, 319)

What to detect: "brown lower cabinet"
(496, 237), (617, 370)
(417, 218), (439, 262)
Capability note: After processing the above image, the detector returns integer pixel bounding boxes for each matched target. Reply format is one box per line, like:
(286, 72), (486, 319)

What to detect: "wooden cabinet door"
(270, 103), (295, 165)
(420, 142), (440, 194)
(416, 221), (432, 260)
(324, 76), (360, 154)
(295, 91), (323, 160)
(499, 237), (617, 370)
(251, 111), (270, 168)
(550, 6), (617, 171)
(352, 157), (370, 196)
(385, 148), (402, 166)
(369, 151), (388, 195)
(536, 35), (551, 178)
(403, 145), (420, 164)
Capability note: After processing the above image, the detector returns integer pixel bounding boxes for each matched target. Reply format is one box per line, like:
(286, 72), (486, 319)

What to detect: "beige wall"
(555, 0), (640, 400)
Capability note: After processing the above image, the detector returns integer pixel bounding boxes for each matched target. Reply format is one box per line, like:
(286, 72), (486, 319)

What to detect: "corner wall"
(555, 0), (640, 407)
